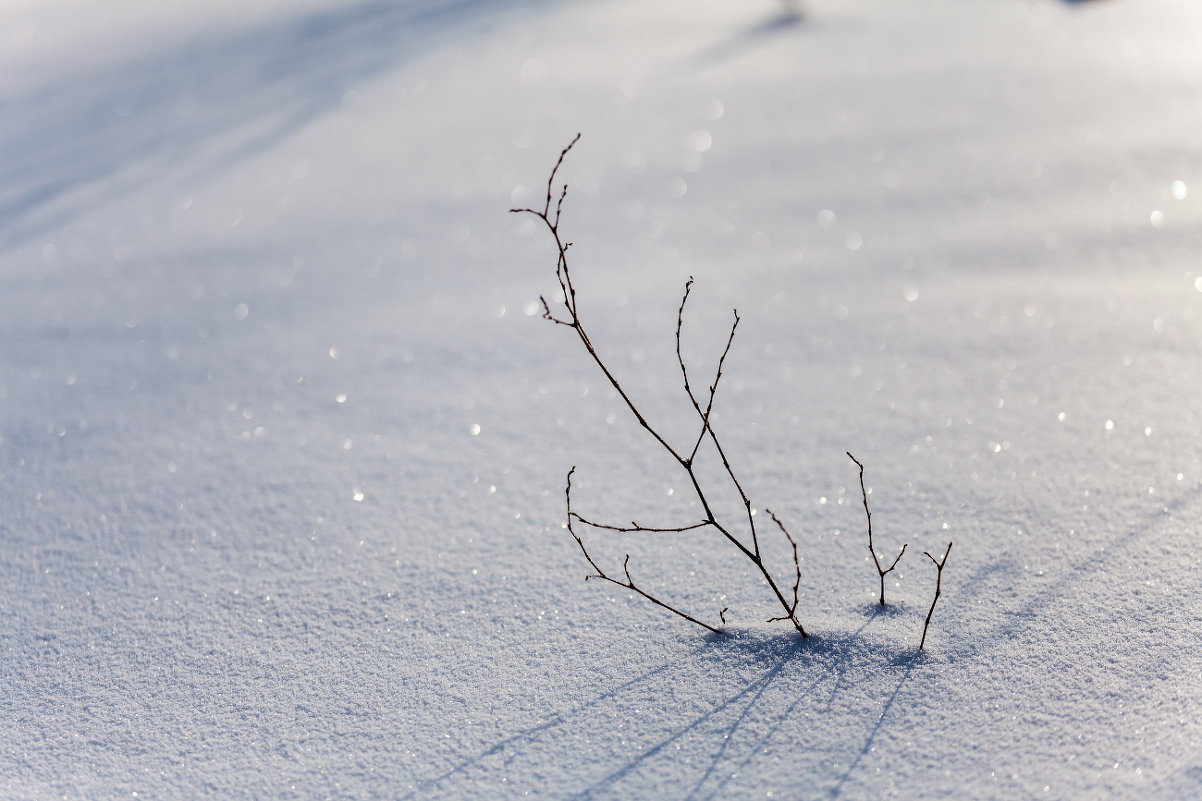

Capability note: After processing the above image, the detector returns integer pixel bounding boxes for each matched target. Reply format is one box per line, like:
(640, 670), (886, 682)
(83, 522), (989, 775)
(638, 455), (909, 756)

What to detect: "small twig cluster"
(513, 136), (953, 649)
(847, 453), (954, 648)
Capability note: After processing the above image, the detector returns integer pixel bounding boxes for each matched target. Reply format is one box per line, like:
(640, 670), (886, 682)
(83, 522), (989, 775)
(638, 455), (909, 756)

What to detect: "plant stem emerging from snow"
(847, 452), (908, 606)
(919, 541), (952, 650)
(512, 135), (808, 637)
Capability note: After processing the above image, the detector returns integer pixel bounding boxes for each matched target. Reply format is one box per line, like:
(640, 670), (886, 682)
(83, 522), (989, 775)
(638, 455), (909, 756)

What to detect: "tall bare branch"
(847, 452), (908, 606)
(515, 136), (808, 637)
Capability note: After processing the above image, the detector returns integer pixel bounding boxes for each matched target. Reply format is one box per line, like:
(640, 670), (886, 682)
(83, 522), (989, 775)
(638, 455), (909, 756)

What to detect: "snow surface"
(3, 0), (1202, 798)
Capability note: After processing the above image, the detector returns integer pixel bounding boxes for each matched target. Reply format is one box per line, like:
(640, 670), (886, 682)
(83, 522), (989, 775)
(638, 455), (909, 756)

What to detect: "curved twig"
(764, 510), (801, 626)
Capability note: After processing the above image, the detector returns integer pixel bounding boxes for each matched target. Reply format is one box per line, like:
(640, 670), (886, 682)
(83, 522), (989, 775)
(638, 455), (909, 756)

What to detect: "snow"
(3, 0), (1202, 797)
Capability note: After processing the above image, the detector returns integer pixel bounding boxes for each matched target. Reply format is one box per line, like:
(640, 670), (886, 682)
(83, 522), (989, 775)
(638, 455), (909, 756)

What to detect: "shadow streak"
(682, 665), (810, 801)
(828, 656), (917, 800)
(396, 639), (717, 800)
(687, 10), (805, 71)
(955, 486), (1202, 651)
(685, 617), (879, 801)
(570, 635), (805, 800)
(0, 0), (555, 251)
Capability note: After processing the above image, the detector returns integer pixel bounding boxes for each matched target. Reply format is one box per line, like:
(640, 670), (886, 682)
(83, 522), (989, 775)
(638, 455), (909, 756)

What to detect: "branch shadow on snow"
(570, 624), (921, 801)
(403, 614), (922, 800)
(0, 0), (556, 252)
(953, 485), (1202, 654)
(569, 633), (809, 801)
(827, 656), (917, 800)
(676, 628), (919, 801)
(394, 638), (722, 800)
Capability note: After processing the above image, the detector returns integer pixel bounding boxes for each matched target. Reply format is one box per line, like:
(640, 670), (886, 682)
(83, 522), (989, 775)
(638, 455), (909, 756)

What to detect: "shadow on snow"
(402, 618), (924, 800)
(0, 0), (557, 251)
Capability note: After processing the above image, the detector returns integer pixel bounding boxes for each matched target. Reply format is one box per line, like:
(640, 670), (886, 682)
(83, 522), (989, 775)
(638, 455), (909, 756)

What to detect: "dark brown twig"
(847, 452), (908, 606)
(515, 135), (807, 637)
(677, 285), (757, 556)
(764, 510), (801, 624)
(512, 135), (687, 465)
(565, 468), (721, 634)
(919, 541), (952, 650)
(570, 510), (711, 534)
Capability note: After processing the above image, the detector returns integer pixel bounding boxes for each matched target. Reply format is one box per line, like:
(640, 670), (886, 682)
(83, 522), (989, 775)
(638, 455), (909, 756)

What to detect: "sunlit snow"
(3, 0), (1202, 799)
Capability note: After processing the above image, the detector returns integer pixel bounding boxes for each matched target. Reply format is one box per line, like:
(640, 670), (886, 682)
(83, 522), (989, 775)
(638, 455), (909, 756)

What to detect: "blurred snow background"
(2, 0), (1202, 798)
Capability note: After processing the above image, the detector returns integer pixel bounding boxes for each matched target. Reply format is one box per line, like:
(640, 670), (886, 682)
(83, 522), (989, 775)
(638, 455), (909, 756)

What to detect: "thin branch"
(508, 132), (581, 220)
(520, 137), (809, 638)
(548, 135), (581, 215)
(511, 136), (688, 463)
(539, 296), (574, 327)
(919, 541), (953, 650)
(677, 277), (701, 420)
(672, 305), (803, 633)
(565, 468), (720, 634)
(847, 452), (908, 606)
(700, 311), (758, 556)
(703, 312), (741, 434)
(764, 509), (802, 628)
(510, 134), (580, 320)
(554, 183), (569, 229)
(570, 511), (712, 534)
(673, 282), (760, 557)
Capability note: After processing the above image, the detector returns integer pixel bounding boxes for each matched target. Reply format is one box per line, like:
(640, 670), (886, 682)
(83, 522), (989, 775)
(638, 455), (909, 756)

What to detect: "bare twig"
(516, 135), (808, 637)
(570, 510), (712, 534)
(847, 452), (908, 606)
(677, 279), (751, 554)
(919, 541), (953, 650)
(764, 510), (801, 624)
(512, 135), (687, 465)
(565, 468), (721, 634)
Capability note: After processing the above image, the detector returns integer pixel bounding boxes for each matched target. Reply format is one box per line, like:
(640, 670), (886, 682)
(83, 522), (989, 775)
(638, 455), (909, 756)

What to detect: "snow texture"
(3, 0), (1202, 798)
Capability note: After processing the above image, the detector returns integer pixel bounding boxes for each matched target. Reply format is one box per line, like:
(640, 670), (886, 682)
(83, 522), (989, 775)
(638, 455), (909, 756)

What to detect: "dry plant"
(847, 452), (907, 606)
(919, 542), (952, 650)
(513, 135), (954, 647)
(511, 134), (806, 637)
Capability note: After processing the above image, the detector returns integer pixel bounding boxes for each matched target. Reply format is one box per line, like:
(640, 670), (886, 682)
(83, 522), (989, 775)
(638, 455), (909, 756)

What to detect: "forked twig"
(565, 468), (721, 634)
(512, 134), (687, 465)
(678, 283), (760, 558)
(514, 135), (808, 637)
(847, 452), (908, 606)
(919, 541), (953, 650)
